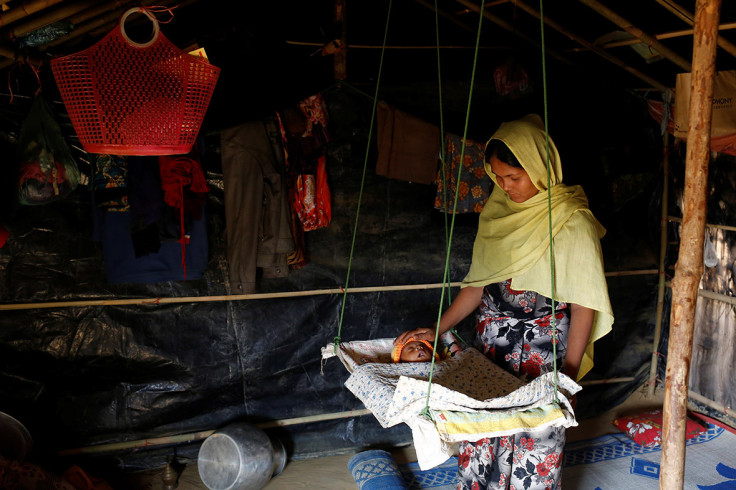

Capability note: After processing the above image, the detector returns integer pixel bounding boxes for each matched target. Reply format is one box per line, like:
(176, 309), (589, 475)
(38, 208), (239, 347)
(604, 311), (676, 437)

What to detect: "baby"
(392, 337), (440, 363)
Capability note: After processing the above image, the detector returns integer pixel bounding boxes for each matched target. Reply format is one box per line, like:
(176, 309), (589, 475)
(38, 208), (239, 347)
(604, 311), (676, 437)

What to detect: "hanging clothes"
(434, 133), (491, 214)
(159, 147), (209, 279)
(221, 117), (295, 294)
(278, 94), (332, 234)
(376, 101), (440, 185)
(92, 155), (208, 284)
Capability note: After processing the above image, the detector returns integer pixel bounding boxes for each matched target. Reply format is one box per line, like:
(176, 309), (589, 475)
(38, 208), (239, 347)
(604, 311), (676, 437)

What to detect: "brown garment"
(221, 118), (295, 294)
(376, 101), (440, 185)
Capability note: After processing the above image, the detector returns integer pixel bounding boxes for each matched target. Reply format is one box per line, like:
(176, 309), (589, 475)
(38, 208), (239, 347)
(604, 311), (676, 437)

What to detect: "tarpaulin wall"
(0, 82), (664, 471)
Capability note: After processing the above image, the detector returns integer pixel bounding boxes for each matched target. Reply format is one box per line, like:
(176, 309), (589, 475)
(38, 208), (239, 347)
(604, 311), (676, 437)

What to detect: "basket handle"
(119, 8), (160, 48)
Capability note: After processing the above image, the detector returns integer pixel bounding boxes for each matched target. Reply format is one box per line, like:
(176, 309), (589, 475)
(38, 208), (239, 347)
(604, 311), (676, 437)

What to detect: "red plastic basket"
(51, 8), (220, 155)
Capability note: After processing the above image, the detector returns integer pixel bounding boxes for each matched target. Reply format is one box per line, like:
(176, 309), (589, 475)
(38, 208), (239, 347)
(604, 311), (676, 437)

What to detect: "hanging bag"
(50, 8), (220, 155)
(17, 94), (80, 205)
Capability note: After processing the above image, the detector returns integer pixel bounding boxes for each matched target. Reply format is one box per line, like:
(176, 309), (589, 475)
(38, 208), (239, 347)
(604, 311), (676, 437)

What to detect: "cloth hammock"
(322, 339), (580, 470)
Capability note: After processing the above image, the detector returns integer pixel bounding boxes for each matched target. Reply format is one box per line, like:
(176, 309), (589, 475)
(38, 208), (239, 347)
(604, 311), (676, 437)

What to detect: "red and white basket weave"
(51, 8), (220, 155)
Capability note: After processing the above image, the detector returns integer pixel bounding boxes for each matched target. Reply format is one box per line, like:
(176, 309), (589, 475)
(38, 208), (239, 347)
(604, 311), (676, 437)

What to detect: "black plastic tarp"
(0, 82), (664, 472)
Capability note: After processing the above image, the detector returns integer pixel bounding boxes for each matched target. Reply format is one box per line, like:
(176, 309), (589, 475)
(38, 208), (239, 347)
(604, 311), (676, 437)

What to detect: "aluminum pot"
(197, 422), (286, 490)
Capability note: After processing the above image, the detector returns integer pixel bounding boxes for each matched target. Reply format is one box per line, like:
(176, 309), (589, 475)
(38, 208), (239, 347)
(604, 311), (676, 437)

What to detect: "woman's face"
(489, 156), (539, 203)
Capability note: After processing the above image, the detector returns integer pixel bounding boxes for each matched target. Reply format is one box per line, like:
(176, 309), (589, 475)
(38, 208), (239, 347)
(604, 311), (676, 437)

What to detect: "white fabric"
(323, 341), (581, 469)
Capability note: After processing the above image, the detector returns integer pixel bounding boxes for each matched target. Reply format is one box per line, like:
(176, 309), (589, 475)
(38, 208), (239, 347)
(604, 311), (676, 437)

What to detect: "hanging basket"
(50, 8), (220, 155)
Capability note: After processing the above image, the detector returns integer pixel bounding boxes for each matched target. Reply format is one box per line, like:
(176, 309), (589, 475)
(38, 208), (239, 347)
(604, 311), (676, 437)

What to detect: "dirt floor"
(124, 384), (667, 489)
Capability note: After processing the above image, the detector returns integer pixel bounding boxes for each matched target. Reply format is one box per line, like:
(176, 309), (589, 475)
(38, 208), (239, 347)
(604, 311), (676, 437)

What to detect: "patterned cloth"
(457, 281), (571, 489)
(434, 134), (491, 214)
(336, 345), (578, 470)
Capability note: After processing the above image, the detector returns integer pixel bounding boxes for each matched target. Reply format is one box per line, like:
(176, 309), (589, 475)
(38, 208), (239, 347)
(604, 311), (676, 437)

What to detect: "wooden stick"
(654, 0), (736, 58)
(512, 0), (668, 91)
(576, 0), (691, 72)
(0, 282), (464, 311)
(286, 40), (504, 50)
(661, 1), (720, 487)
(571, 22), (736, 51)
(0, 267), (658, 312)
(697, 288), (736, 306)
(688, 390), (733, 418)
(333, 0), (346, 80)
(0, 0), (64, 27)
(3, 0), (108, 39)
(57, 409), (373, 455)
(650, 130), (670, 396)
(454, 0), (572, 66)
(579, 377), (636, 386)
(668, 215), (736, 233)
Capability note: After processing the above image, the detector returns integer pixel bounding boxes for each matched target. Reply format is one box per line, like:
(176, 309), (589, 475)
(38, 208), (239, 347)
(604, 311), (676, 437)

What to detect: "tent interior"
(1, 0), (736, 488)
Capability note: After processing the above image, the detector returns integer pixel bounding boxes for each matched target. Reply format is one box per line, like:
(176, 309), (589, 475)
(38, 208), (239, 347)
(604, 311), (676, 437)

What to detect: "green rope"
(538, 0), (559, 405)
(435, 0), (451, 308)
(334, 0), (393, 354)
(421, 0), (485, 418)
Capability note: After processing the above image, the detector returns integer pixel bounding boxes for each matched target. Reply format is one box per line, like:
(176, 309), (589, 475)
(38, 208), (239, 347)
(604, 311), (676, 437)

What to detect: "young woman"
(395, 114), (613, 489)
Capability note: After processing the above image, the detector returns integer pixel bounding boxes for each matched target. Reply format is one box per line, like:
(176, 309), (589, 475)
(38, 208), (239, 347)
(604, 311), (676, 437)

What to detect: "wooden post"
(334, 0), (347, 80)
(660, 0), (721, 488)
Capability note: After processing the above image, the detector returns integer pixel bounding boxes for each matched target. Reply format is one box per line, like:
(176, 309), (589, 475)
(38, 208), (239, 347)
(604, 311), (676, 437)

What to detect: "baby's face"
(401, 340), (432, 362)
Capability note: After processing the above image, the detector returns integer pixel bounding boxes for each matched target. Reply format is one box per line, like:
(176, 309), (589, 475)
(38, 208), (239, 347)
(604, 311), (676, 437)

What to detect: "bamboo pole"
(334, 0), (346, 80)
(697, 288), (736, 306)
(454, 0), (572, 66)
(2, 0), (108, 39)
(660, 1), (720, 488)
(576, 0), (692, 72)
(413, 0), (477, 36)
(286, 40), (505, 50)
(510, 0), (668, 91)
(668, 215), (736, 233)
(0, 282), (465, 311)
(650, 130), (670, 396)
(571, 22), (736, 51)
(654, 0), (736, 58)
(688, 390), (733, 418)
(57, 409), (374, 456)
(578, 377), (636, 386)
(0, 0), (64, 27)
(0, 269), (656, 312)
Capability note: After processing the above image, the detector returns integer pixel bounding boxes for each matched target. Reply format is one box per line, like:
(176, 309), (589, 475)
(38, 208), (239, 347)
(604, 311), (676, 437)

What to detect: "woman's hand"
(394, 327), (436, 346)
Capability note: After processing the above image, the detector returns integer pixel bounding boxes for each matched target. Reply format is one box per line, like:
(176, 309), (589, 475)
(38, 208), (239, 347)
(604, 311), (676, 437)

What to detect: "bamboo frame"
(576, 0), (692, 72)
(0, 0), (64, 28)
(453, 0), (572, 66)
(510, 0), (668, 91)
(654, 0), (736, 58)
(649, 131), (670, 396)
(661, 1), (720, 487)
(2, 0), (108, 39)
(58, 408), (374, 456)
(0, 270), (655, 312)
(333, 0), (346, 80)
(668, 215), (736, 233)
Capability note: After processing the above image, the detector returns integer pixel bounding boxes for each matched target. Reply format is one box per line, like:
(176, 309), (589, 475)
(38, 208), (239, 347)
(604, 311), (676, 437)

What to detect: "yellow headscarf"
(462, 114), (613, 380)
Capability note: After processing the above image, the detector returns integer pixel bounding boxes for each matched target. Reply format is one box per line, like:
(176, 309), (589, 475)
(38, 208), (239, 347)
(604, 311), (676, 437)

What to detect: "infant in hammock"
(392, 332), (463, 363)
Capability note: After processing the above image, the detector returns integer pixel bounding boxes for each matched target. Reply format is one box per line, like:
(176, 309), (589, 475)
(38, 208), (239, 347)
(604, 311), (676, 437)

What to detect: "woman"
(395, 114), (613, 489)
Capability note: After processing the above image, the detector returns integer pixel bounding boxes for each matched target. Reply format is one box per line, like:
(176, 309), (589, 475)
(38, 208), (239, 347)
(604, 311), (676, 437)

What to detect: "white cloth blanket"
(322, 339), (581, 469)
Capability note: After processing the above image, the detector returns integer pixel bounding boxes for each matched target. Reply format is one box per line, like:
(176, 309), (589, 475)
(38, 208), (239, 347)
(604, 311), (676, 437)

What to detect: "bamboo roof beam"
(569, 22), (736, 51)
(660, 0), (721, 487)
(453, 0), (572, 65)
(0, 0), (65, 27)
(511, 0), (668, 91)
(2, 0), (124, 40)
(654, 0), (736, 58)
(413, 0), (478, 36)
(576, 0), (692, 72)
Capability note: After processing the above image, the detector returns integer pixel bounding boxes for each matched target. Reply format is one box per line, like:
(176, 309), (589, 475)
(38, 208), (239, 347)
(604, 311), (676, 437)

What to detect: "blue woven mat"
(348, 450), (458, 489)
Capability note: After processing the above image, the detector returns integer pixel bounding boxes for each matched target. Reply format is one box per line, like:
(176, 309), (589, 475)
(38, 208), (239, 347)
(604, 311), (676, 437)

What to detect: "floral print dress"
(457, 279), (571, 490)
